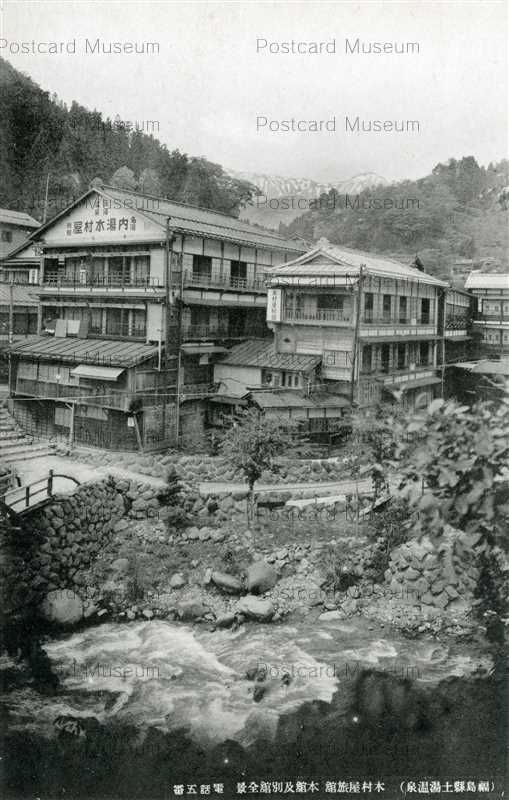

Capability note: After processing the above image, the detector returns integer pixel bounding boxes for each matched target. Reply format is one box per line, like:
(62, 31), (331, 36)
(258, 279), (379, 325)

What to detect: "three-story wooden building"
(7, 185), (304, 450)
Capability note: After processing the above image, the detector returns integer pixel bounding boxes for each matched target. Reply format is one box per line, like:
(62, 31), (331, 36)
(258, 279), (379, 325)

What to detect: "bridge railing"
(3, 470), (80, 514)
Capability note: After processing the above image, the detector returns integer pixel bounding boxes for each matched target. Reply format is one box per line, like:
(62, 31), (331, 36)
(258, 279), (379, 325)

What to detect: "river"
(1, 617), (506, 799)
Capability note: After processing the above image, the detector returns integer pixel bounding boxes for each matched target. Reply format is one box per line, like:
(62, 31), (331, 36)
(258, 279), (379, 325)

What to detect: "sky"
(1, 0), (507, 184)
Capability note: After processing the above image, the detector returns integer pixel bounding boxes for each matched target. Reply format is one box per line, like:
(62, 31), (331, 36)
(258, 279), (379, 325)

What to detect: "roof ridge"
(101, 184), (246, 222)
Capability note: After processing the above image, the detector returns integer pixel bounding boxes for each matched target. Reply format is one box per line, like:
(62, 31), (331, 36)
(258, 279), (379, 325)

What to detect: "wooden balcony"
(181, 324), (270, 341)
(284, 309), (352, 325)
(14, 378), (134, 411)
(41, 274), (164, 293)
(183, 271), (267, 293)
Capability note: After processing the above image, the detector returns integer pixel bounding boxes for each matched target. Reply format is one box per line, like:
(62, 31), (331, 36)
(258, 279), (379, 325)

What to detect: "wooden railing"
(183, 271), (267, 292)
(2, 470), (81, 514)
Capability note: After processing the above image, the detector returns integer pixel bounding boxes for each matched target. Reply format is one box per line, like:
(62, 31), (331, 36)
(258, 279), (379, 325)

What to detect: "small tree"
(218, 409), (295, 525)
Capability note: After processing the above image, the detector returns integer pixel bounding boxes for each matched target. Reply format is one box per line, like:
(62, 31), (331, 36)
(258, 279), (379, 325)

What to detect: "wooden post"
(8, 282), (13, 345)
(350, 267), (365, 406)
(68, 403), (75, 448)
(133, 413), (143, 452)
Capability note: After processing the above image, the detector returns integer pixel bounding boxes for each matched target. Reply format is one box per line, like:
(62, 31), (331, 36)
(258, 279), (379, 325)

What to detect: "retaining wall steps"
(0, 404), (55, 464)
(1, 442), (55, 464)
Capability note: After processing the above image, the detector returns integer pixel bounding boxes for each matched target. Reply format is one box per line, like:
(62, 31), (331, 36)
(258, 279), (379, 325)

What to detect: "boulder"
(211, 571), (244, 594)
(169, 573), (186, 589)
(215, 612), (237, 628)
(246, 561), (278, 594)
(319, 610), (342, 621)
(176, 599), (209, 621)
(236, 595), (275, 621)
(111, 558), (130, 575)
(41, 589), (84, 625)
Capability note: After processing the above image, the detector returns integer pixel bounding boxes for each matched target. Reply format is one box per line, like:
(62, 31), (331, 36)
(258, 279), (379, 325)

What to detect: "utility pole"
(350, 267), (365, 406)
(8, 282), (13, 346)
(164, 217), (181, 446)
(43, 173), (50, 223)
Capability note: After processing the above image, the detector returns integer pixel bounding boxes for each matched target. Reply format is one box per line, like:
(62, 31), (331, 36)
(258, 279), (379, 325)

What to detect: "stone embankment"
(0, 476), (164, 621)
(59, 447), (350, 488)
(384, 527), (480, 614)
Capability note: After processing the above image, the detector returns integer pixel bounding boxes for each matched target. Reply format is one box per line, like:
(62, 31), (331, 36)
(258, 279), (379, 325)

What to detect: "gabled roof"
(8, 336), (159, 367)
(268, 242), (447, 287)
(29, 186), (305, 254)
(1, 238), (40, 264)
(0, 208), (40, 228)
(464, 272), (509, 290)
(218, 339), (321, 371)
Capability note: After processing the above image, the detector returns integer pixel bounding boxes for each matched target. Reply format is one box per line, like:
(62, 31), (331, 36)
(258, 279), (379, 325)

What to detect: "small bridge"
(1, 470), (81, 516)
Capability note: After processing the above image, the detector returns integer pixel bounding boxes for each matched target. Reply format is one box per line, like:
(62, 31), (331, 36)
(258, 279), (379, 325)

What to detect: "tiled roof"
(0, 284), (38, 306)
(219, 339), (321, 371)
(1, 239), (40, 263)
(268, 243), (447, 286)
(98, 187), (305, 252)
(0, 208), (40, 228)
(249, 390), (349, 409)
(8, 336), (159, 367)
(464, 273), (509, 290)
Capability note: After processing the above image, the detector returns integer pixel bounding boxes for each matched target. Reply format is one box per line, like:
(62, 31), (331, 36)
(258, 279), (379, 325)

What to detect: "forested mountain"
(279, 157), (509, 277)
(0, 57), (256, 221)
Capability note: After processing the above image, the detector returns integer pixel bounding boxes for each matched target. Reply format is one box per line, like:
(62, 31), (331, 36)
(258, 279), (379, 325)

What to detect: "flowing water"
(2, 618), (506, 798)
(4, 617), (492, 745)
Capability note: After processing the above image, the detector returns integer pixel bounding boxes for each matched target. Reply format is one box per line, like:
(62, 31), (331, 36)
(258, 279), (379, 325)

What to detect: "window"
(132, 309), (147, 337)
(364, 292), (374, 322)
(133, 255), (150, 285)
(89, 308), (103, 334)
(362, 345), (372, 373)
(419, 342), (429, 366)
(230, 260), (247, 287)
(397, 343), (406, 370)
(64, 257), (82, 283)
(399, 296), (408, 323)
(381, 344), (390, 373)
(421, 298), (430, 324)
(382, 295), (392, 321)
(1, 230), (13, 243)
(106, 308), (124, 336)
(109, 256), (125, 285)
(317, 294), (344, 310)
(91, 258), (106, 285)
(192, 255), (212, 281)
(324, 350), (351, 367)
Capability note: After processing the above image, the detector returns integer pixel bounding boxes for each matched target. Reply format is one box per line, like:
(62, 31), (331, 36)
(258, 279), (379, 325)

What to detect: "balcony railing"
(363, 314), (433, 326)
(284, 309), (351, 324)
(360, 362), (433, 377)
(180, 382), (219, 398)
(42, 274), (163, 290)
(445, 315), (470, 330)
(181, 323), (270, 341)
(14, 378), (132, 410)
(102, 323), (147, 339)
(183, 271), (267, 293)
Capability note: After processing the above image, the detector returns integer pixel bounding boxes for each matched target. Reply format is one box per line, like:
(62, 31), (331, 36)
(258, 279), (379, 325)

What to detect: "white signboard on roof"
(41, 192), (163, 245)
(267, 288), (282, 323)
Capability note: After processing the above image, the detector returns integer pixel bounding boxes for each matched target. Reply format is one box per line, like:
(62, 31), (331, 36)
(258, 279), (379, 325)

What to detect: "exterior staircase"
(0, 403), (55, 465)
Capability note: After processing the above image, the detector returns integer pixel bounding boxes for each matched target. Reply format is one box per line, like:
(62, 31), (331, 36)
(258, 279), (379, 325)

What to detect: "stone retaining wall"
(384, 527), (479, 612)
(59, 448), (350, 487)
(1, 477), (162, 615)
